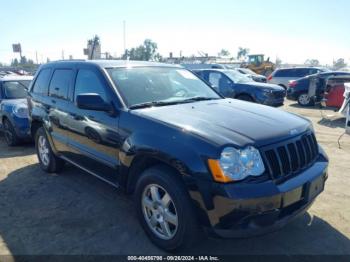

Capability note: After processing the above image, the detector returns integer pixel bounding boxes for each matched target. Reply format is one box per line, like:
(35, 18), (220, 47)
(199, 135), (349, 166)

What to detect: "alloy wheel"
(298, 94), (310, 106)
(142, 184), (178, 240)
(38, 135), (50, 166)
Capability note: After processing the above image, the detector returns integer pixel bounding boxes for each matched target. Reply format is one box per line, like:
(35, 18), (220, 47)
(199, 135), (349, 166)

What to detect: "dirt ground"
(0, 100), (349, 256)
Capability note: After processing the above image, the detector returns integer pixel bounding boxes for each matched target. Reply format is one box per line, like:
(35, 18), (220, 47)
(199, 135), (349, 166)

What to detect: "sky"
(1, 0), (350, 65)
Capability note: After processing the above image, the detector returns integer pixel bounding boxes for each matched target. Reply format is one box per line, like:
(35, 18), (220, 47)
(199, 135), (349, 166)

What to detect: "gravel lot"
(0, 100), (349, 255)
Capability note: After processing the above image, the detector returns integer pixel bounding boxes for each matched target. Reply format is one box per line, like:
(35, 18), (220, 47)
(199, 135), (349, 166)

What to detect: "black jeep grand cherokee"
(28, 60), (328, 251)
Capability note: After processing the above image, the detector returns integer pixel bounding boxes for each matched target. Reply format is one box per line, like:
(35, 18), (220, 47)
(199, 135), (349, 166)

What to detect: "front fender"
(119, 130), (211, 180)
(119, 130), (217, 226)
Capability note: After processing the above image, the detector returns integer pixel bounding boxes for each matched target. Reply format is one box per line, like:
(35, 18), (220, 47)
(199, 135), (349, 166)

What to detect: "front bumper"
(200, 154), (328, 238)
(11, 115), (31, 139)
(257, 92), (285, 107)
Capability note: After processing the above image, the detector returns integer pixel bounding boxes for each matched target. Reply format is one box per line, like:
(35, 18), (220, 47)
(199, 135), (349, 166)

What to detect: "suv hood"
(242, 82), (285, 91)
(134, 99), (310, 148)
(0, 98), (27, 107)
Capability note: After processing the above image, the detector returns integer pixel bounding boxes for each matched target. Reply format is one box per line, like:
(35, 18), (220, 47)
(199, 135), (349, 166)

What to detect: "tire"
(297, 93), (312, 106)
(135, 165), (200, 251)
(35, 127), (64, 173)
(237, 94), (254, 102)
(3, 119), (20, 146)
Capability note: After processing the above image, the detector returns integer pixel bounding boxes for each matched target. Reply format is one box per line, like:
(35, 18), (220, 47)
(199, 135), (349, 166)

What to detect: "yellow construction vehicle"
(242, 54), (275, 76)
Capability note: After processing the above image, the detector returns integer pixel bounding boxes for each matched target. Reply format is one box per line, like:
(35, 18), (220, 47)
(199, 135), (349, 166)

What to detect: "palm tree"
(237, 47), (249, 60)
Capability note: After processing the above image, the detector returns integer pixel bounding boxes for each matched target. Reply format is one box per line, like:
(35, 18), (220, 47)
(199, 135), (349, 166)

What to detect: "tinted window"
(49, 69), (73, 99)
(274, 69), (288, 77)
(295, 68), (311, 77)
(275, 68), (312, 78)
(3, 81), (29, 99)
(32, 69), (51, 94)
(74, 69), (107, 101)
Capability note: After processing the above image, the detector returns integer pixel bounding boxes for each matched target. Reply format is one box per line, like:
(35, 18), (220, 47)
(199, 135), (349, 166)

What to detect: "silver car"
(267, 67), (326, 89)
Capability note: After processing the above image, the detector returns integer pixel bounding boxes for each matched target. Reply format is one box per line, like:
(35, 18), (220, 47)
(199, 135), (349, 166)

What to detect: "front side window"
(49, 69), (73, 99)
(224, 70), (251, 83)
(3, 81), (30, 99)
(208, 72), (221, 88)
(107, 67), (220, 107)
(74, 69), (107, 101)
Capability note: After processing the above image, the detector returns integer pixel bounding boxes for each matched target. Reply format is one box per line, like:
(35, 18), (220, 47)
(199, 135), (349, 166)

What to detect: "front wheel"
(135, 165), (200, 251)
(297, 93), (312, 106)
(3, 119), (19, 146)
(35, 127), (65, 173)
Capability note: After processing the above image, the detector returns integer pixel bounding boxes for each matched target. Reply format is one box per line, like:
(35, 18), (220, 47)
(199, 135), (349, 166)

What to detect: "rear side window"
(274, 69), (288, 77)
(294, 68), (311, 77)
(275, 68), (313, 78)
(74, 69), (107, 101)
(49, 69), (73, 100)
(32, 69), (51, 94)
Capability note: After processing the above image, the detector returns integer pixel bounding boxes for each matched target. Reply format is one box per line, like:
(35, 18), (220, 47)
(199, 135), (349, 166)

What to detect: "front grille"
(262, 132), (319, 180)
(271, 90), (286, 99)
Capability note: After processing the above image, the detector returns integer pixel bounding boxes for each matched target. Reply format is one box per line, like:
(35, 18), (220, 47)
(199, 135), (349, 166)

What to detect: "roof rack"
(52, 59), (86, 62)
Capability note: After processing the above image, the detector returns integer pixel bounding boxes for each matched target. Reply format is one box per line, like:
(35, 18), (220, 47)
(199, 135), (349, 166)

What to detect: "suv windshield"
(3, 80), (30, 99)
(107, 67), (221, 108)
(224, 70), (251, 83)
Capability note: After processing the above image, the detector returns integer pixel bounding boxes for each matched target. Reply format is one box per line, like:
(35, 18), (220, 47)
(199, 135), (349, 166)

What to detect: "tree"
(333, 58), (347, 70)
(304, 59), (320, 66)
(20, 56), (28, 65)
(11, 58), (19, 67)
(218, 49), (230, 57)
(122, 39), (161, 61)
(237, 47), (249, 60)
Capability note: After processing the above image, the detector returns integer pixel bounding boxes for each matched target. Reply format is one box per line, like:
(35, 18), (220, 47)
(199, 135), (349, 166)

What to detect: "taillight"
(267, 74), (272, 81)
(288, 81), (298, 88)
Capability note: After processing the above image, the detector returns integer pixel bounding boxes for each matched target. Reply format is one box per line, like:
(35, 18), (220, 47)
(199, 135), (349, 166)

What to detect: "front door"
(65, 67), (121, 179)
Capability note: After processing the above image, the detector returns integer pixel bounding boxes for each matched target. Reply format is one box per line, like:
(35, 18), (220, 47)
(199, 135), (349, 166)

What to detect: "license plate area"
(306, 176), (325, 201)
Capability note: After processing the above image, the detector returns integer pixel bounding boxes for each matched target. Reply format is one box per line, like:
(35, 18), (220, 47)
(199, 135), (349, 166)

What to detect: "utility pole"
(61, 50), (65, 60)
(123, 20), (126, 54)
(35, 51), (39, 65)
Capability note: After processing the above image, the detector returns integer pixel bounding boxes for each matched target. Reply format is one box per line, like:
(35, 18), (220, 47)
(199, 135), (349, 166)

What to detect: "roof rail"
(52, 59), (86, 62)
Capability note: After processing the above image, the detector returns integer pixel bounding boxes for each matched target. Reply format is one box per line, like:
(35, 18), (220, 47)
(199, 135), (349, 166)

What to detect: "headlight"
(13, 105), (29, 118)
(208, 146), (265, 183)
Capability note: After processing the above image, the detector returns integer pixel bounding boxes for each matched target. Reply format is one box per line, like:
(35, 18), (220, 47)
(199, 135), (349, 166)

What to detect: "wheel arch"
(30, 119), (43, 139)
(235, 93), (255, 101)
(125, 153), (189, 194)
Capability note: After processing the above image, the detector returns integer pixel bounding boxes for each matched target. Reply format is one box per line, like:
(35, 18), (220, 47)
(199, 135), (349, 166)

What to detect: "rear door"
(47, 68), (75, 154)
(65, 65), (121, 178)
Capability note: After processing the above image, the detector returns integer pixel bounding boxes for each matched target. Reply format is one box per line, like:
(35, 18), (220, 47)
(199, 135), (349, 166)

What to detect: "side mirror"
(76, 93), (112, 112)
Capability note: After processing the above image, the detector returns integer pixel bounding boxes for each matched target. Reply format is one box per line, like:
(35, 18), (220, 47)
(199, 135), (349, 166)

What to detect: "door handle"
(51, 99), (56, 104)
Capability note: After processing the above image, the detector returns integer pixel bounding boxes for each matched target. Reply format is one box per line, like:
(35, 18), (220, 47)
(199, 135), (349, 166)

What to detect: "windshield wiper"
(129, 101), (177, 109)
(178, 96), (221, 103)
(129, 97), (220, 109)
